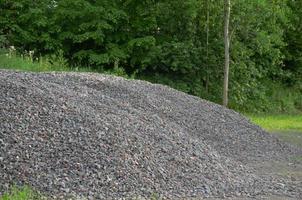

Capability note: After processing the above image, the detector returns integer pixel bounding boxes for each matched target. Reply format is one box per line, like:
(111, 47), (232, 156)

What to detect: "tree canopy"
(0, 0), (301, 112)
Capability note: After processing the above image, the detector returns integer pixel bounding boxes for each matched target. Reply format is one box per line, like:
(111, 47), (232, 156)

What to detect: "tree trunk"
(205, 0), (210, 93)
(223, 0), (230, 107)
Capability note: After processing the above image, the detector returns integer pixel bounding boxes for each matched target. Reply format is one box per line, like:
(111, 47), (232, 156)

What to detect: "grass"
(0, 50), (131, 80)
(249, 114), (302, 132)
(248, 114), (302, 147)
(0, 54), (71, 72)
(0, 186), (43, 200)
(0, 186), (161, 200)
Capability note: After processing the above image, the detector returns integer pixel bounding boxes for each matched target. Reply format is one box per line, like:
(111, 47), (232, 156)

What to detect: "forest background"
(0, 0), (301, 113)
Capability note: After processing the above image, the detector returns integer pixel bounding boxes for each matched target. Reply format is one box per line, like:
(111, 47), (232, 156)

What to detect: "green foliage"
(249, 115), (302, 132)
(0, 49), (132, 80)
(0, 0), (301, 113)
(0, 32), (7, 48)
(44, 50), (68, 69)
(0, 186), (43, 200)
(283, 0), (302, 85)
(0, 49), (69, 72)
(232, 80), (302, 114)
(249, 114), (302, 147)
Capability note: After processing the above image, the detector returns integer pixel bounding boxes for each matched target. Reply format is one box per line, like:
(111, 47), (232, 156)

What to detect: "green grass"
(0, 186), (43, 200)
(0, 54), (68, 72)
(0, 51), (131, 79)
(0, 48), (104, 73)
(0, 186), (161, 200)
(248, 115), (302, 132)
(248, 114), (302, 147)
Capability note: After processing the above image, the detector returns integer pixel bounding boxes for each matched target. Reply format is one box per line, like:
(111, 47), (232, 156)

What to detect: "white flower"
(9, 46), (16, 51)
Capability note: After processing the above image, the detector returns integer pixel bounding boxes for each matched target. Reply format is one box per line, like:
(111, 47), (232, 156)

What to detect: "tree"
(283, 0), (302, 85)
(0, 0), (300, 112)
(223, 0), (230, 107)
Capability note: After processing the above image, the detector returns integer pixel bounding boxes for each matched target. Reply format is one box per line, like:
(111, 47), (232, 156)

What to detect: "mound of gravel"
(0, 70), (301, 199)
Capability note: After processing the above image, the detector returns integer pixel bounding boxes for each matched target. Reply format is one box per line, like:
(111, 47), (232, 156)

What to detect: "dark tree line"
(0, 0), (301, 112)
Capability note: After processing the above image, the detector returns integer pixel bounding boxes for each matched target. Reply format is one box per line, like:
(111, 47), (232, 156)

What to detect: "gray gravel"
(0, 70), (301, 199)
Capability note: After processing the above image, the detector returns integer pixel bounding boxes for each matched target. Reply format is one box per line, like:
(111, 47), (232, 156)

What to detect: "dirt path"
(208, 131), (302, 200)
(243, 131), (302, 200)
(258, 131), (302, 173)
(272, 131), (302, 148)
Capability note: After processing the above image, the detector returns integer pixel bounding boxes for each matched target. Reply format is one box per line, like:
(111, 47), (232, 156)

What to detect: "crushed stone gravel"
(0, 70), (301, 199)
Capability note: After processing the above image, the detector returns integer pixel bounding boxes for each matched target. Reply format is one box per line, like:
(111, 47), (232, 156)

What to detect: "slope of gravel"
(0, 70), (301, 199)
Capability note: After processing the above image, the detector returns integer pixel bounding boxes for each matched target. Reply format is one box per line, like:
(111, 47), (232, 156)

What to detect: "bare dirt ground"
(195, 131), (302, 200)
(224, 131), (302, 200)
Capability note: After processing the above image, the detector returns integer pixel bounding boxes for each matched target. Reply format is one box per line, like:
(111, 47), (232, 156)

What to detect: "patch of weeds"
(0, 48), (134, 79)
(0, 186), (45, 200)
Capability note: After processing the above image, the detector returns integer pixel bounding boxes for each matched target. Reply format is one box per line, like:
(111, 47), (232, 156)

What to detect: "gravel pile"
(0, 70), (301, 199)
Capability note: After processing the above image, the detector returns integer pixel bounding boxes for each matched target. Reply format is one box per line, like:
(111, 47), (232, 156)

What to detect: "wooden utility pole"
(223, 0), (230, 107)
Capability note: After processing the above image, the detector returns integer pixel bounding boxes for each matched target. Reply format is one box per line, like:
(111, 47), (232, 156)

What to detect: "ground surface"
(250, 116), (302, 199)
(272, 131), (302, 148)
(0, 70), (301, 199)
(249, 115), (302, 132)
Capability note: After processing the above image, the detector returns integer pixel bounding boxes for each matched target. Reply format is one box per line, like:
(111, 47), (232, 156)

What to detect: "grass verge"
(0, 186), (43, 200)
(0, 49), (130, 78)
(248, 114), (302, 147)
(248, 115), (302, 132)
(0, 53), (87, 73)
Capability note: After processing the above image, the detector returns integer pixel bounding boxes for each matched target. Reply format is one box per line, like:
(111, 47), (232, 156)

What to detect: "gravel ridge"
(0, 70), (301, 199)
